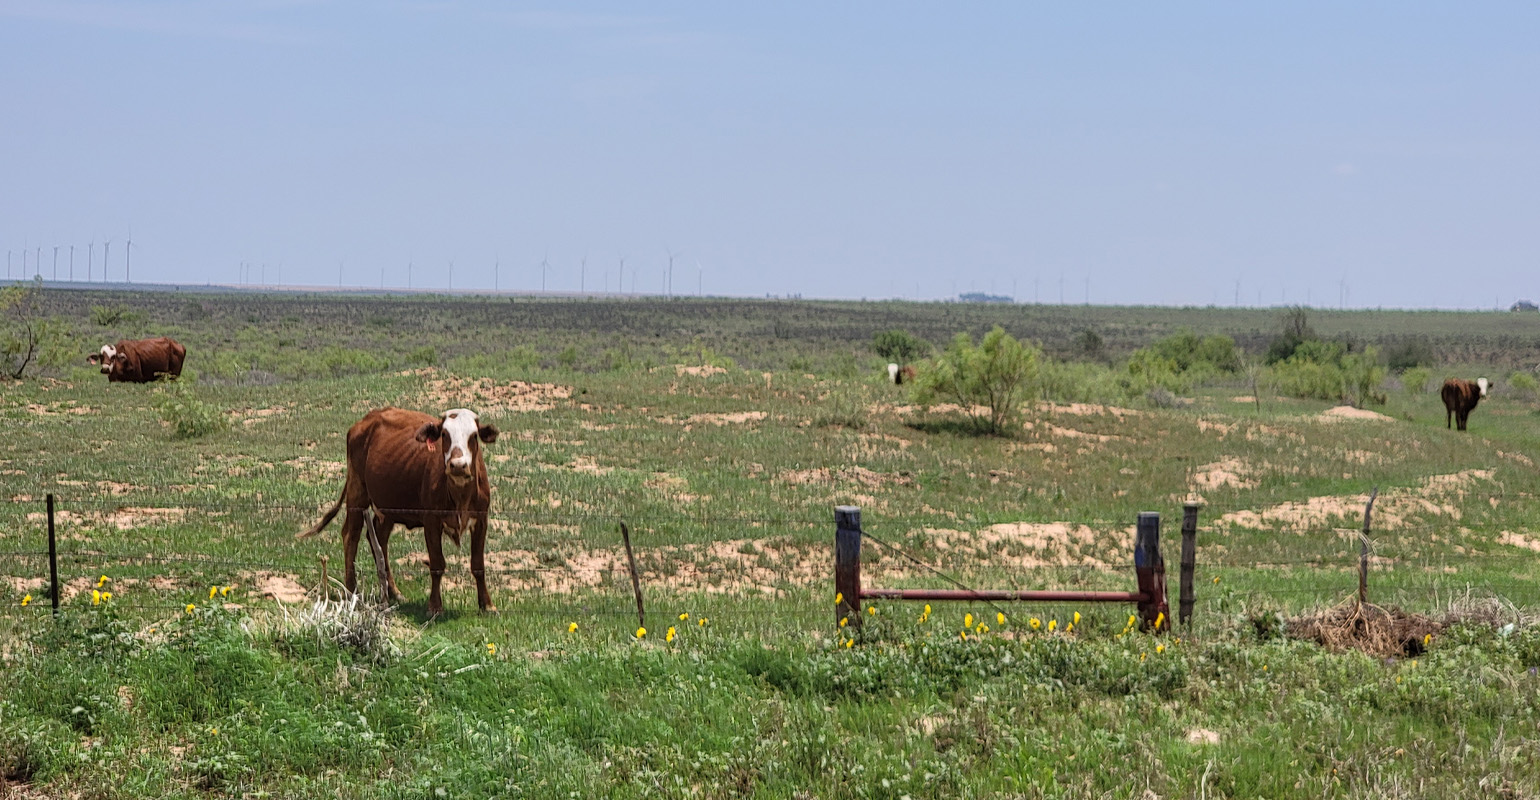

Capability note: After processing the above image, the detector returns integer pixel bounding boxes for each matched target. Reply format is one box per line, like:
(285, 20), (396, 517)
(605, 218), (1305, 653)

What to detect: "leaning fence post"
(1359, 487), (1378, 605)
(1178, 502), (1200, 628)
(834, 505), (862, 628)
(620, 522), (645, 630)
(1135, 512), (1168, 631)
(47, 494), (59, 615)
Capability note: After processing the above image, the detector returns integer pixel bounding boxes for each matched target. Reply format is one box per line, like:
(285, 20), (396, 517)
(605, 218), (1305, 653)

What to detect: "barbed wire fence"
(2, 491), (1537, 630)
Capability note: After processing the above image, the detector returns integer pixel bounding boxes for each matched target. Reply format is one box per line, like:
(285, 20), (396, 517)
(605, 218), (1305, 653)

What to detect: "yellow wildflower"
(1213, 576), (1221, 584)
(209, 586), (217, 600)
(1423, 633), (1432, 647)
(20, 594), (30, 607)
(835, 592), (843, 605)
(1156, 644), (1165, 654)
(1066, 622), (1075, 633)
(568, 622), (578, 633)
(868, 605), (877, 616)
(1410, 660), (1417, 669)
(1073, 611), (1081, 625)
(960, 630), (968, 641)
(185, 603), (196, 614)
(839, 617), (848, 628)
(635, 626), (647, 639)
(101, 592), (112, 602)
(1140, 652), (1147, 662)
(1029, 617), (1041, 630)
(1155, 612), (1166, 630)
(976, 624), (988, 634)
(964, 613), (974, 628)
(92, 590), (101, 606)
(486, 643), (497, 656)
(1127, 613), (1138, 628)
(666, 626), (676, 643)
(997, 612), (1006, 626)
(844, 638), (853, 648)
(924, 604), (932, 616)
(220, 586), (231, 597)
(679, 612), (689, 621)
(209, 727), (219, 736)
(1048, 619), (1057, 632)
(97, 575), (110, 588)
(699, 617), (708, 627)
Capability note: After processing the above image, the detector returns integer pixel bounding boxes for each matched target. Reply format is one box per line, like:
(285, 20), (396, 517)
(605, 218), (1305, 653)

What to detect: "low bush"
(156, 382), (228, 438)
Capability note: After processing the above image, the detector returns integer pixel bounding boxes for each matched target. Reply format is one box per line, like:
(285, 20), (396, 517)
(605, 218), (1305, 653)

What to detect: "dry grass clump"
(275, 592), (403, 664)
(1286, 598), (1440, 658)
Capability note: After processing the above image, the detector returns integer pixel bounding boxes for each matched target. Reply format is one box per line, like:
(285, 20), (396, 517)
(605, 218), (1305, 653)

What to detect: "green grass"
(3, 290), (1540, 797)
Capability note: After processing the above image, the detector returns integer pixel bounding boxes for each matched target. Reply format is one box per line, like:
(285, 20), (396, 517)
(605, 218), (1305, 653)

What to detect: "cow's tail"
(297, 487), (346, 539)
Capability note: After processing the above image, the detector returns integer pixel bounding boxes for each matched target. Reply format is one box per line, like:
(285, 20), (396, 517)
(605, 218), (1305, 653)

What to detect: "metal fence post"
(834, 506), (862, 628)
(47, 494), (59, 615)
(1135, 511), (1168, 631)
(1179, 502), (1199, 628)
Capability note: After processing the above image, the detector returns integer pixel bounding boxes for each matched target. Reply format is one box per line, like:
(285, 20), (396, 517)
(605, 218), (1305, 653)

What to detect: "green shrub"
(1038, 359), (1123, 404)
(156, 383), (228, 439)
(1509, 371), (1539, 403)
(88, 303), (145, 327)
(872, 329), (930, 365)
(1385, 337), (1434, 372)
(406, 345), (438, 366)
(1401, 366), (1433, 394)
(1268, 358), (1344, 402)
(912, 326), (1040, 435)
(1341, 345), (1388, 407)
(1264, 307), (1317, 364)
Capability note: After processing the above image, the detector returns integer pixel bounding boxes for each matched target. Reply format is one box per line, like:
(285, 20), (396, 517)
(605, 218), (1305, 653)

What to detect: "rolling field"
(3, 290), (1540, 798)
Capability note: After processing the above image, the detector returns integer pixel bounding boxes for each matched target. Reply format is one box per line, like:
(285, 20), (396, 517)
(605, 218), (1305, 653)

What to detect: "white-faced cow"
(87, 337), (186, 383)
(1441, 377), (1488, 431)
(299, 407), (500, 615)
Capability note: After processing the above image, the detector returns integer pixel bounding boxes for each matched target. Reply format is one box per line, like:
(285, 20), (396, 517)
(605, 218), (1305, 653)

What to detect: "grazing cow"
(887, 363), (918, 385)
(87, 337), (186, 383)
(1441, 377), (1489, 431)
(299, 407), (500, 615)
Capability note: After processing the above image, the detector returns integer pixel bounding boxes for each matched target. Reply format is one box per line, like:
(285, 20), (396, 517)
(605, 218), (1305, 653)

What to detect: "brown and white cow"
(299, 407), (500, 615)
(1441, 377), (1488, 431)
(87, 337), (186, 383)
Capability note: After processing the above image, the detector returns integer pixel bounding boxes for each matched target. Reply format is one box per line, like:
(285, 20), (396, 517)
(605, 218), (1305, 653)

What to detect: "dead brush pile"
(1286, 598), (1441, 658)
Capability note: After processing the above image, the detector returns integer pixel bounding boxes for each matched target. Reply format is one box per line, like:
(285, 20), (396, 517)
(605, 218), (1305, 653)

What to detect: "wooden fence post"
(620, 522), (645, 629)
(47, 494), (59, 615)
(1359, 487), (1378, 605)
(834, 505), (862, 628)
(1135, 512), (1168, 631)
(1179, 502), (1200, 628)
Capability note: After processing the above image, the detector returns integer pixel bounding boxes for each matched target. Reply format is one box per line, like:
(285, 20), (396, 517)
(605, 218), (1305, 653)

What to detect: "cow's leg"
(1447, 406), (1453, 429)
(339, 505), (366, 596)
(470, 515), (496, 613)
(425, 519), (447, 618)
(373, 513), (406, 603)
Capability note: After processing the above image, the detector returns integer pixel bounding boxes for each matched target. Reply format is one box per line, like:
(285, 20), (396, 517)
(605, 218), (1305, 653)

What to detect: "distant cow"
(1441, 377), (1489, 431)
(300, 407), (501, 615)
(887, 363), (918, 385)
(87, 337), (186, 383)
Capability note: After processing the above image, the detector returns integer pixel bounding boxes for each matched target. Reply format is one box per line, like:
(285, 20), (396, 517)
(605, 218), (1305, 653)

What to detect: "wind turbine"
(541, 253), (550, 292)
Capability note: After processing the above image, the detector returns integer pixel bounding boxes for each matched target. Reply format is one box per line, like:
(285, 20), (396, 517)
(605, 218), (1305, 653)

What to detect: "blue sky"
(2, 2), (1536, 307)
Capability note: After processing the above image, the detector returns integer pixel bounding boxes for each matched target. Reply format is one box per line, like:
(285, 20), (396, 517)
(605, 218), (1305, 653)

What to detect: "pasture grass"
(3, 291), (1540, 797)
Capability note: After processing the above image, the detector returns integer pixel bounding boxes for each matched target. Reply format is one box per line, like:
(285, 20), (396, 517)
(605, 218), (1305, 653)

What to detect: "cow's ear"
(415, 422), (443, 443)
(87, 353), (101, 365)
(478, 423), (499, 444)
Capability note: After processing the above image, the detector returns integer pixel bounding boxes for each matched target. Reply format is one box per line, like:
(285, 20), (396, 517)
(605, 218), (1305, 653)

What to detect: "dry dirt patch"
(26, 506), (186, 531)
(418, 372), (573, 414)
(1319, 405), (1396, 422)
(283, 456), (346, 483)
(926, 522), (1120, 571)
(1220, 469), (1495, 531)
(1044, 402), (1144, 419)
(243, 572), (310, 603)
(229, 406), (290, 426)
(1192, 458), (1258, 491)
(26, 402), (96, 416)
(681, 410), (767, 426)
(672, 364), (728, 377)
(779, 466), (912, 488)
(1498, 531), (1540, 552)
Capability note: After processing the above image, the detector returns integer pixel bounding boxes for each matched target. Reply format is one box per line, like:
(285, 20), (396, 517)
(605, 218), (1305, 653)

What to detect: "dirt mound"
(1319, 406), (1395, 422)
(926, 522), (1119, 571)
(672, 364), (728, 377)
(1287, 599), (1439, 657)
(419, 376), (571, 414)
(682, 410), (767, 426)
(1192, 458), (1257, 491)
(1220, 469), (1493, 531)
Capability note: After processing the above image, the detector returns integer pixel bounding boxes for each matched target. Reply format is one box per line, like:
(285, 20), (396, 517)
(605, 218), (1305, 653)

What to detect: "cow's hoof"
(480, 605), (500, 615)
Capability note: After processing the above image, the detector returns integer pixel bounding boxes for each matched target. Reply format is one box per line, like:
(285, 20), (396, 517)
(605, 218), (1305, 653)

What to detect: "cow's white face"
(417, 408), (500, 484)
(1478, 377), (1490, 397)
(88, 344), (118, 374)
(887, 363), (899, 382)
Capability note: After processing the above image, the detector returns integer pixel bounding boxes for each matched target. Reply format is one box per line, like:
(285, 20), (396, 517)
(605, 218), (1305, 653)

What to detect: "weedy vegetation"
(3, 288), (1540, 798)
